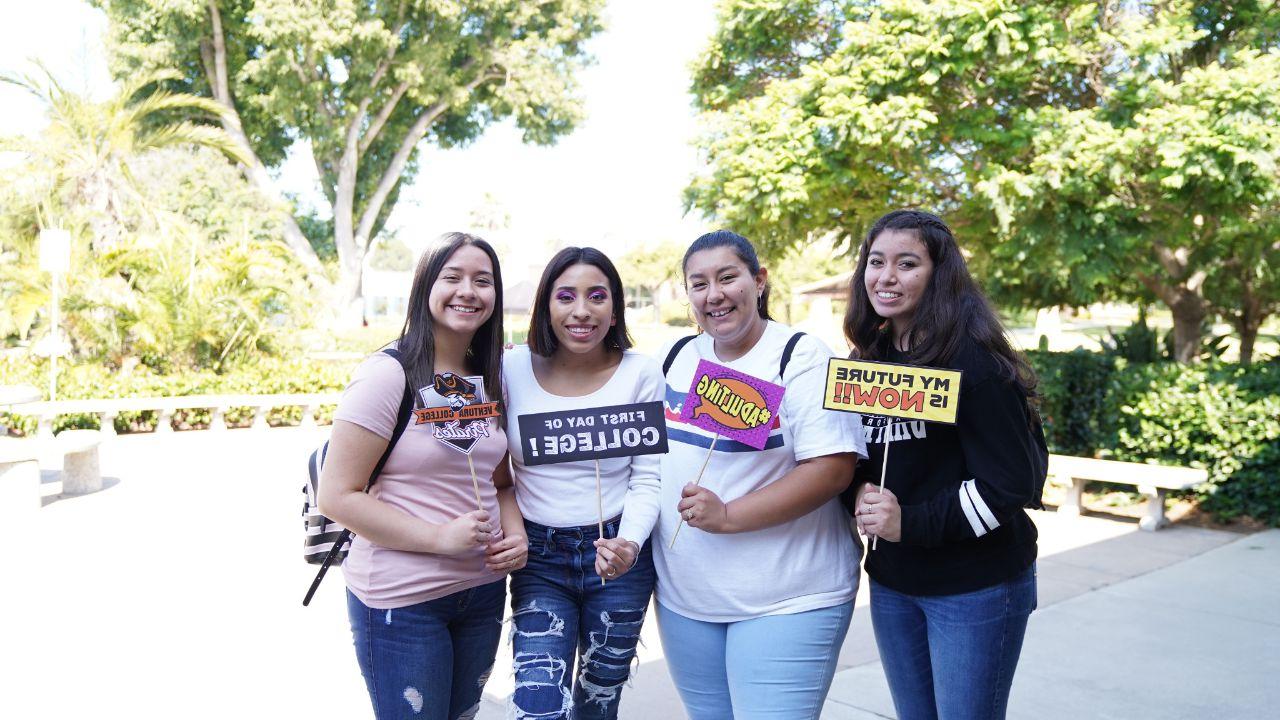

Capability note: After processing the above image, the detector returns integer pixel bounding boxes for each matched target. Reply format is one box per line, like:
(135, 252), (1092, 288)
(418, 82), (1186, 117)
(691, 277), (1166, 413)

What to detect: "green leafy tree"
(93, 0), (604, 316)
(621, 240), (684, 322)
(686, 0), (1280, 362)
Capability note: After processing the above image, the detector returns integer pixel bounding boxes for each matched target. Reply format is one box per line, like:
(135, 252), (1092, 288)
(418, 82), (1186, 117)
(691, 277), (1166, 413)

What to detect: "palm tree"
(0, 68), (307, 371)
(1, 64), (248, 252)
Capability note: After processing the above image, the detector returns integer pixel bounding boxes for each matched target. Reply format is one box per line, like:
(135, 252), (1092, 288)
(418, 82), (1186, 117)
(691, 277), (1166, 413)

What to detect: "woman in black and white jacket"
(846, 209), (1047, 720)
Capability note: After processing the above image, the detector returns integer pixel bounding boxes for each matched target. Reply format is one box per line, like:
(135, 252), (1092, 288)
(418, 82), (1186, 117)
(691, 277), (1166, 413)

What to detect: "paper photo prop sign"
(517, 401), (668, 467)
(679, 360), (786, 450)
(824, 359), (962, 424)
(415, 372), (501, 454)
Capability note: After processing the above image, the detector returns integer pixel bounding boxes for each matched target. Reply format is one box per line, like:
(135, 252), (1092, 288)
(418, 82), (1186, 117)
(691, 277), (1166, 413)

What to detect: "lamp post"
(37, 228), (71, 402)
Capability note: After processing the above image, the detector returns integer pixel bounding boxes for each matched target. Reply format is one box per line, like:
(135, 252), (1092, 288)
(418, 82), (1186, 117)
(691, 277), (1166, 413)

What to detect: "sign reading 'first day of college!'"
(824, 359), (963, 424)
(517, 401), (669, 466)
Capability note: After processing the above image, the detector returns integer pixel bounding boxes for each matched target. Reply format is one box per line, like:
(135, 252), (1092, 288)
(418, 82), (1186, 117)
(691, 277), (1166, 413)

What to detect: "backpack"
(301, 347), (413, 606)
(662, 331), (806, 380)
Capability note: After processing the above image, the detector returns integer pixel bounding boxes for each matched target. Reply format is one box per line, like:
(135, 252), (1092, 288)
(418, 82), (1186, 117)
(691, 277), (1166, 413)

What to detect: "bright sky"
(0, 0), (719, 278)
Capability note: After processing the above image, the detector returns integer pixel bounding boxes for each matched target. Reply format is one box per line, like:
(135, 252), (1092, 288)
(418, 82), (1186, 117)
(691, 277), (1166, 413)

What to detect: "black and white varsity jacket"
(851, 337), (1045, 596)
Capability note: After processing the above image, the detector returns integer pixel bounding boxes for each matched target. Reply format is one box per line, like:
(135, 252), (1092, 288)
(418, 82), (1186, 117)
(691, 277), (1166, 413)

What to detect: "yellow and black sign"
(824, 359), (962, 424)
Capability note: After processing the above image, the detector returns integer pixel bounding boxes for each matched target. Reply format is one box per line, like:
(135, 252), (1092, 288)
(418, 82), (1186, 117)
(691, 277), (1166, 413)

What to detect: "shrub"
(1026, 351), (1280, 525)
(0, 355), (355, 435)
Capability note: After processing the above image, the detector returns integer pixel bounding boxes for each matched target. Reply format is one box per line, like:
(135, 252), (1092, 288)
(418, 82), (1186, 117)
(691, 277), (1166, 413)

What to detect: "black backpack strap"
(779, 332), (806, 380)
(662, 335), (698, 376)
(369, 347), (415, 487)
(303, 347), (414, 607)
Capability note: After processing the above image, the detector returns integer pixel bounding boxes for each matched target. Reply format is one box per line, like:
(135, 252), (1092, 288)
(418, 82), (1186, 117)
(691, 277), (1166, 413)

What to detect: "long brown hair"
(396, 232), (505, 409)
(843, 210), (1037, 401)
(527, 246), (633, 357)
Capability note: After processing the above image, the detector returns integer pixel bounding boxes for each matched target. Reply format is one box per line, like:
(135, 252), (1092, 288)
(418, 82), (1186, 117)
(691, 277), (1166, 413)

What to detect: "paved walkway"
(3, 428), (1276, 719)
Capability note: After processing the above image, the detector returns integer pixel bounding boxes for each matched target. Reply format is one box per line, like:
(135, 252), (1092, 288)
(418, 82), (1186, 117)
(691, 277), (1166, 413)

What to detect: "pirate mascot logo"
(415, 373), (500, 454)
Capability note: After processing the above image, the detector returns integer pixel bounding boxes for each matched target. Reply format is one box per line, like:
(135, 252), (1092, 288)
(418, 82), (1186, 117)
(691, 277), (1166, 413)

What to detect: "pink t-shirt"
(334, 352), (506, 609)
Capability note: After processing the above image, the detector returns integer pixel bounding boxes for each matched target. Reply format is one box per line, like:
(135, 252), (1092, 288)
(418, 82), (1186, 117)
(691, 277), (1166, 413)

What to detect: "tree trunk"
(1168, 292), (1207, 363)
(1140, 246), (1208, 364)
(1237, 320), (1259, 366)
(1234, 274), (1263, 366)
(202, 1), (325, 280)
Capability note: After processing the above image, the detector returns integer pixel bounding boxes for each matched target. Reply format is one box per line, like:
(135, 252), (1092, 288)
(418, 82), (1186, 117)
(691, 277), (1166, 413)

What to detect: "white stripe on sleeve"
(958, 483), (986, 536)
(963, 479), (1001, 532)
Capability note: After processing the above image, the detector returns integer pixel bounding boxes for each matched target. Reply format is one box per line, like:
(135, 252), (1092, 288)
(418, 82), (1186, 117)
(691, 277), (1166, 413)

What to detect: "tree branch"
(354, 64), (489, 246)
(360, 81), (410, 153)
(203, 0), (325, 275)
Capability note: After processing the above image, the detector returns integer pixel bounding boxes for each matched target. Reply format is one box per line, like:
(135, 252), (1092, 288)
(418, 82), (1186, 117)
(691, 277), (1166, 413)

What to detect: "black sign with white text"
(517, 401), (668, 466)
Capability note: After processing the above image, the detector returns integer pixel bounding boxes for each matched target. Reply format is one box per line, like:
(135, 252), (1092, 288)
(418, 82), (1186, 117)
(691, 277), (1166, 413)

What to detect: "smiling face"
(546, 262), (616, 357)
(864, 228), (934, 342)
(428, 244), (496, 343)
(684, 246), (768, 355)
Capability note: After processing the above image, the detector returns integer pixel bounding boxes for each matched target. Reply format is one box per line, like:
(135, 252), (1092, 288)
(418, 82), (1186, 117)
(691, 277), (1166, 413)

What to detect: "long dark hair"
(681, 230), (772, 320)
(396, 232), (504, 409)
(528, 246), (633, 357)
(843, 209), (1037, 400)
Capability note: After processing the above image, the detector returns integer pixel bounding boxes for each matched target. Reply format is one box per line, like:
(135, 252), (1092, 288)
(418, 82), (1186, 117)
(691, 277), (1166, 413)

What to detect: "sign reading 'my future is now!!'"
(518, 401), (668, 466)
(824, 359), (963, 424)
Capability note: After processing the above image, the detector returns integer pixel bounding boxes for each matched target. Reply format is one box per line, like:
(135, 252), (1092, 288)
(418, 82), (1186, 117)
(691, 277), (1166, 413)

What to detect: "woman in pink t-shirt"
(319, 232), (528, 720)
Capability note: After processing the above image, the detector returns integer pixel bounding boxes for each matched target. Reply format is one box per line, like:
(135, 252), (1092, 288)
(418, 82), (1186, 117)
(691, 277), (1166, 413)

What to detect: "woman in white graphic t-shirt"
(652, 230), (868, 720)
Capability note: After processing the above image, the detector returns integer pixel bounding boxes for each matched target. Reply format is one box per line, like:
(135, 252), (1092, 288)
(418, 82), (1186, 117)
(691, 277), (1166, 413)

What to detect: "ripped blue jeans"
(347, 582), (504, 720)
(508, 516), (656, 720)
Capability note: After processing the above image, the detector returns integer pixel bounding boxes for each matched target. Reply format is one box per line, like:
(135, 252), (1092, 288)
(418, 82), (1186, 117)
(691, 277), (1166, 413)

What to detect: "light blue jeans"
(870, 564), (1037, 720)
(656, 600), (854, 720)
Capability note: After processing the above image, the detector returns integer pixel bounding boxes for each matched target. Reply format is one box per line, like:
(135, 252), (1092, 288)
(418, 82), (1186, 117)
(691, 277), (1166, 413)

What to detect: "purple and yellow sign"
(679, 360), (786, 450)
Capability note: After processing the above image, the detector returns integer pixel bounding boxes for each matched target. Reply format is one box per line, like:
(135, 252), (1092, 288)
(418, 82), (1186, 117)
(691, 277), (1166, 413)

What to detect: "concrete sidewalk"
(824, 528), (1280, 720)
(3, 428), (1275, 719)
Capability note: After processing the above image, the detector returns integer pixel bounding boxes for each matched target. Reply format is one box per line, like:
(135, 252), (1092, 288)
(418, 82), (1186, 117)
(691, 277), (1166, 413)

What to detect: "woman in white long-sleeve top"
(502, 247), (664, 720)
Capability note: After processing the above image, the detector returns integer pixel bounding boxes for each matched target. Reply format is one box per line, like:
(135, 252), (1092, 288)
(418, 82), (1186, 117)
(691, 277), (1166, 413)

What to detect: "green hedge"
(1027, 351), (1280, 525)
(6, 349), (1276, 524)
(0, 356), (356, 435)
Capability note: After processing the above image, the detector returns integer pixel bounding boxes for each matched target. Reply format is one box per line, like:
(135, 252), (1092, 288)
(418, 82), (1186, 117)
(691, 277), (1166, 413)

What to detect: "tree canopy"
(686, 0), (1280, 361)
(94, 0), (605, 314)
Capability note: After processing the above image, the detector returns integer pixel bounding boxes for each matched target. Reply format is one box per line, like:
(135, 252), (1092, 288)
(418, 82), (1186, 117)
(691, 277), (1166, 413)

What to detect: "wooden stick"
(668, 435), (719, 548)
(872, 433), (891, 551)
(596, 459), (605, 586)
(466, 452), (483, 513)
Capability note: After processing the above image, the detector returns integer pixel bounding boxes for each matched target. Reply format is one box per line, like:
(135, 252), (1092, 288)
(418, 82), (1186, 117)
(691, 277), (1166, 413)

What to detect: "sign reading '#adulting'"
(824, 359), (962, 424)
(680, 360), (786, 450)
(518, 401), (668, 466)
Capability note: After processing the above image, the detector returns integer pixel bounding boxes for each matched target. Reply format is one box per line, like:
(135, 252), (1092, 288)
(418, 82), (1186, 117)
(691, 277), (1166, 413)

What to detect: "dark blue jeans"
(870, 565), (1037, 720)
(347, 581), (505, 720)
(508, 517), (657, 720)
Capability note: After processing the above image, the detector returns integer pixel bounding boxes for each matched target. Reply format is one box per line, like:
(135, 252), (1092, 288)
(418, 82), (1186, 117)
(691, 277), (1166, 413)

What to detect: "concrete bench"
(57, 430), (103, 495)
(1048, 454), (1208, 531)
(0, 437), (41, 517)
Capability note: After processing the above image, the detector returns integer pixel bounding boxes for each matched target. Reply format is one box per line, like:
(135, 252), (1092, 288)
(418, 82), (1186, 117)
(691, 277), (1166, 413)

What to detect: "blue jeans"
(508, 516), (657, 720)
(870, 564), (1037, 720)
(347, 581), (505, 720)
(656, 600), (854, 720)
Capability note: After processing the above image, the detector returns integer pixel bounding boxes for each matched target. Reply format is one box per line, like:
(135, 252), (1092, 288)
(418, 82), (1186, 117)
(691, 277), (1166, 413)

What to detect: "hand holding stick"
(871, 436), (890, 551)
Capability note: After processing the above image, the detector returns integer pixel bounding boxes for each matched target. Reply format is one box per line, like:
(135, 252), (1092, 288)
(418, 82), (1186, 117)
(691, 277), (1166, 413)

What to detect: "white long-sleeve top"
(503, 347), (665, 546)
